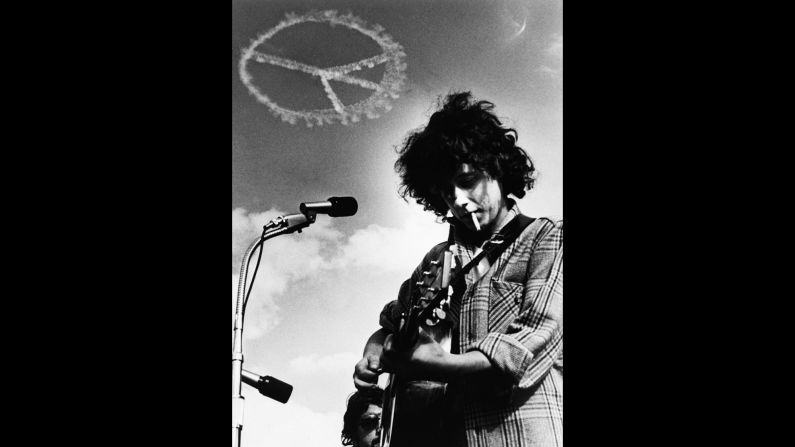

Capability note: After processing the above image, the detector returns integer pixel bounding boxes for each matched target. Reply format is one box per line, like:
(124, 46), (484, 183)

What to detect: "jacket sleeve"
(472, 219), (563, 389)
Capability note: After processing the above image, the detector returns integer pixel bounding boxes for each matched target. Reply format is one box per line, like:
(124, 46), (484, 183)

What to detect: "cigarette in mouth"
(470, 212), (481, 231)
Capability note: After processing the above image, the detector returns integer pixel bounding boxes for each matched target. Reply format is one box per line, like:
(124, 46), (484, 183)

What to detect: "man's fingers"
(367, 355), (381, 372)
(356, 368), (377, 380)
(354, 353), (388, 391)
(383, 334), (394, 353)
(353, 376), (380, 391)
(353, 364), (379, 390)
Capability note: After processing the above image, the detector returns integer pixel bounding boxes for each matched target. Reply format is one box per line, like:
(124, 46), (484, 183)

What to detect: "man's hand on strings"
(354, 352), (384, 391)
(380, 328), (452, 381)
(381, 328), (494, 381)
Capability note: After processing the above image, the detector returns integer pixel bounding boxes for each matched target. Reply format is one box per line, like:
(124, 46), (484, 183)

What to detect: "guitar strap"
(451, 214), (536, 277)
(405, 214), (536, 350)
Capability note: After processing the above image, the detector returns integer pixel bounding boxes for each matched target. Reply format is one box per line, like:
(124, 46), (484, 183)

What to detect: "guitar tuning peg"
(433, 308), (446, 321)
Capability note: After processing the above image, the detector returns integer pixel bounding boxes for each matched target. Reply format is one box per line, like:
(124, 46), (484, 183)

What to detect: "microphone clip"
(263, 213), (312, 234)
(299, 208), (317, 224)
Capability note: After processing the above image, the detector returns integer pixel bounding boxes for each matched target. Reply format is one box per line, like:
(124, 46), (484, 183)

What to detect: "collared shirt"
(464, 206), (520, 283)
(379, 205), (563, 447)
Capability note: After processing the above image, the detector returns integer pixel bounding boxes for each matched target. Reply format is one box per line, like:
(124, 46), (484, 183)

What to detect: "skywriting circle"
(239, 10), (408, 127)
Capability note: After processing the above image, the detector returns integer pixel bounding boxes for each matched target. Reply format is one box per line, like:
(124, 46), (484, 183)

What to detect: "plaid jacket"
(380, 211), (563, 447)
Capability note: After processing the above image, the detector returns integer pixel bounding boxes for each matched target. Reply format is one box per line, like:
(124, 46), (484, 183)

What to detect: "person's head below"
(395, 91), (536, 235)
(341, 389), (383, 447)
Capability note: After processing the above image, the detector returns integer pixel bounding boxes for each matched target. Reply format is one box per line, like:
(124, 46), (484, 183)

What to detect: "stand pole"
(232, 311), (245, 447)
(232, 212), (313, 447)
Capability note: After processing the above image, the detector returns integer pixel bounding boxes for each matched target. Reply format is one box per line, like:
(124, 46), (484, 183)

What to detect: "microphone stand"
(232, 211), (315, 447)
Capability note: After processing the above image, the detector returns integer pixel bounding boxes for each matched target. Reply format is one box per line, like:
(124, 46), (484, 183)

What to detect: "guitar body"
(380, 374), (449, 447)
(379, 244), (457, 447)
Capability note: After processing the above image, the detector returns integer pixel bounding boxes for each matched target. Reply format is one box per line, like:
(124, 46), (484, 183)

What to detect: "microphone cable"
(242, 226), (267, 320)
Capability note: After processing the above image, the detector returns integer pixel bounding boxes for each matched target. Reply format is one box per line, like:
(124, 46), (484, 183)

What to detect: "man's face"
(439, 163), (508, 233)
(355, 403), (381, 447)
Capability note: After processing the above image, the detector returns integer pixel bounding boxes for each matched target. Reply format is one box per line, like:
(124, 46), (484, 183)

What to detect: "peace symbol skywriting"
(239, 10), (408, 127)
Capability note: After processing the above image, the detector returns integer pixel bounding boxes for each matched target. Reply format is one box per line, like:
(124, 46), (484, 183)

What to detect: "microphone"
(241, 369), (293, 404)
(299, 196), (358, 217)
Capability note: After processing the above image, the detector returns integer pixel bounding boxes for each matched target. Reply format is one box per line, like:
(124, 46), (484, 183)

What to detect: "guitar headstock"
(408, 244), (459, 329)
(395, 233), (458, 351)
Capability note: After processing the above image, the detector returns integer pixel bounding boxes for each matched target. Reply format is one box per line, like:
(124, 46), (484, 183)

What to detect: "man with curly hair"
(341, 389), (383, 447)
(353, 91), (563, 447)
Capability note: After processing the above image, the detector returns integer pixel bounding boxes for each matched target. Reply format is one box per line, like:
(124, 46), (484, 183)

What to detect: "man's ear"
(496, 177), (506, 195)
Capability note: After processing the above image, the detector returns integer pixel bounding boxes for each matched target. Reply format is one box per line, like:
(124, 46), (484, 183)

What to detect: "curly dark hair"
(394, 91), (536, 218)
(341, 389), (383, 446)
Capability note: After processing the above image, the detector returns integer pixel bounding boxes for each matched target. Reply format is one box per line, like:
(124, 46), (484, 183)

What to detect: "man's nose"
(453, 187), (473, 210)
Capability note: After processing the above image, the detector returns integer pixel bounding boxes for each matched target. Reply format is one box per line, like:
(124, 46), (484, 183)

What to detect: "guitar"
(376, 214), (534, 447)
(379, 237), (458, 447)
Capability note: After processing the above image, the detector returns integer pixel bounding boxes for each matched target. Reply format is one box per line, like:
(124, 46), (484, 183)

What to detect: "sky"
(232, 1), (562, 446)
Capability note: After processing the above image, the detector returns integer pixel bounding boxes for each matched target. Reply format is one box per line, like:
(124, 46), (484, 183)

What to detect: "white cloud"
(538, 65), (560, 76)
(232, 206), (446, 339)
(232, 207), (342, 272)
(241, 398), (344, 447)
(538, 33), (563, 82)
(232, 272), (282, 338)
(330, 209), (447, 273)
(232, 207), (343, 339)
(546, 33), (563, 61)
(288, 352), (360, 376)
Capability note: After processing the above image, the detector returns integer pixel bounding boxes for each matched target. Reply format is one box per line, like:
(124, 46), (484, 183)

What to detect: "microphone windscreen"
(327, 196), (358, 217)
(260, 375), (293, 404)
